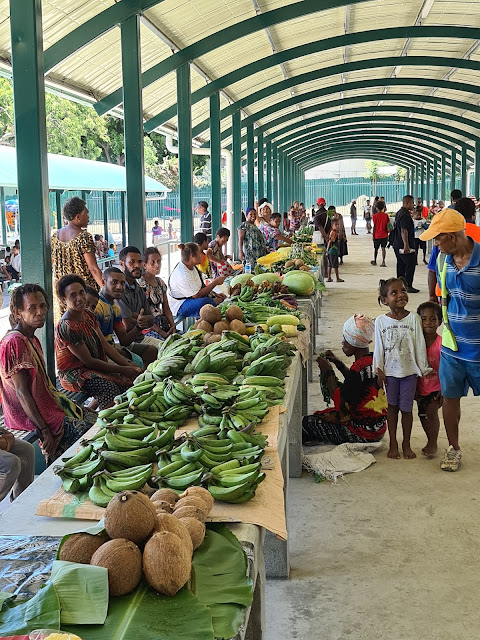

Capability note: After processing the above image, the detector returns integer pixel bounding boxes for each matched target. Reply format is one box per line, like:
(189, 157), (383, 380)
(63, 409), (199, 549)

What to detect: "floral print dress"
(238, 222), (266, 267)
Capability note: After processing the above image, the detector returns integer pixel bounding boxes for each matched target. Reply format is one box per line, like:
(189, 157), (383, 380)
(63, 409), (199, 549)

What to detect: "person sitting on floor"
(302, 314), (387, 446)
(0, 283), (97, 465)
(55, 274), (141, 411)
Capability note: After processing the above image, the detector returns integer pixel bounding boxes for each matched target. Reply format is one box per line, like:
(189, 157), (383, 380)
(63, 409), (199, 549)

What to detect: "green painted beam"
(194, 77), (480, 140)
(297, 142), (428, 167)
(0, 187), (7, 244)
(433, 159), (438, 202)
(266, 140), (272, 203)
(145, 26), (480, 129)
(121, 15), (146, 251)
(210, 91), (222, 235)
(177, 63), (193, 242)
(475, 143), (480, 198)
(301, 150), (415, 172)
(257, 131), (264, 200)
(232, 111), (242, 255)
(121, 191), (127, 248)
(246, 124), (254, 206)
(461, 147), (468, 195)
(426, 160), (430, 206)
(102, 190), (109, 240)
(96, 0), (371, 116)
(272, 144), (278, 212)
(278, 151), (285, 214)
(55, 190), (62, 229)
(451, 150), (457, 192)
(221, 89), (480, 146)
(11, 0), (54, 378)
(45, 0), (163, 72)
(441, 156), (446, 201)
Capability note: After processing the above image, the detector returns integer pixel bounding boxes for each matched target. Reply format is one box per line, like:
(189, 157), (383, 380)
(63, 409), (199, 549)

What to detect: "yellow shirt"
(197, 252), (212, 278)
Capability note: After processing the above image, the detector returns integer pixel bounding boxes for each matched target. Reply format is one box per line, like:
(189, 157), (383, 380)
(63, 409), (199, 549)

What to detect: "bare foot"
(422, 443), (438, 457)
(370, 260), (377, 266)
(380, 263), (387, 267)
(336, 278), (345, 282)
(326, 278), (333, 282)
(388, 446), (401, 459)
(403, 444), (417, 459)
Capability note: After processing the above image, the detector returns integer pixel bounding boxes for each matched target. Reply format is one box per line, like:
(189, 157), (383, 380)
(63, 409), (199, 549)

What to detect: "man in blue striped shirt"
(421, 209), (480, 472)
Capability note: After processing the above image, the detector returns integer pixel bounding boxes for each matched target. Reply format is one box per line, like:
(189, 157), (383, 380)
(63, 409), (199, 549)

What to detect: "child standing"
(373, 278), (431, 459)
(326, 219), (344, 283)
(416, 302), (443, 457)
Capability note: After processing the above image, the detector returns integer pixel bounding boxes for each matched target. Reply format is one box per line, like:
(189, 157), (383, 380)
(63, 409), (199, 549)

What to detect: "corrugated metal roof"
(0, 145), (169, 192)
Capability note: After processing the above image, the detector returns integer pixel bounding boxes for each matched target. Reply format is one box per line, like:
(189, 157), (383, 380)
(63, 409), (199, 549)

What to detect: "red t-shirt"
(422, 206), (429, 219)
(372, 212), (390, 239)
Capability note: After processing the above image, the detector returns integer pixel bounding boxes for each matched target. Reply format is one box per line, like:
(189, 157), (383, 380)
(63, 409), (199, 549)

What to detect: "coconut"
(199, 304), (222, 325)
(225, 305), (243, 322)
(177, 517), (206, 551)
(172, 505), (205, 522)
(175, 495), (210, 518)
(213, 320), (230, 334)
(104, 490), (156, 545)
(180, 486), (215, 512)
(152, 500), (173, 514)
(153, 512), (193, 556)
(90, 538), (142, 596)
(205, 333), (221, 344)
(143, 531), (192, 596)
(229, 319), (246, 335)
(196, 320), (213, 333)
(59, 532), (107, 564)
(151, 488), (179, 506)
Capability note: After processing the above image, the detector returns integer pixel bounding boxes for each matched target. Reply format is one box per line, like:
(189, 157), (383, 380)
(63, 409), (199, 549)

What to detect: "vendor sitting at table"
(302, 314), (387, 445)
(0, 283), (97, 465)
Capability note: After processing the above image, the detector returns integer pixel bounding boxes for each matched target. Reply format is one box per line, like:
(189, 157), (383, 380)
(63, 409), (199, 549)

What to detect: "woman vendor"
(0, 284), (97, 465)
(302, 314), (387, 445)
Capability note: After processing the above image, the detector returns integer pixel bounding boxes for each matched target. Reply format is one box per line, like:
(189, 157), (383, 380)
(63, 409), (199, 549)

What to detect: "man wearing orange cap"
(314, 197), (331, 242)
(420, 209), (480, 472)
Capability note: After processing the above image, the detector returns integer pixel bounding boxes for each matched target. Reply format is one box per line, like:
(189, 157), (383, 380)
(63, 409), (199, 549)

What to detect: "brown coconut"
(104, 490), (156, 545)
(196, 320), (213, 333)
(180, 486), (214, 512)
(90, 538), (142, 596)
(229, 319), (246, 335)
(175, 495), (210, 518)
(150, 488), (179, 506)
(213, 320), (230, 334)
(225, 305), (244, 322)
(153, 512), (193, 556)
(172, 505), (205, 522)
(153, 500), (173, 514)
(58, 532), (107, 564)
(143, 531), (192, 596)
(199, 304), (222, 325)
(178, 517), (206, 550)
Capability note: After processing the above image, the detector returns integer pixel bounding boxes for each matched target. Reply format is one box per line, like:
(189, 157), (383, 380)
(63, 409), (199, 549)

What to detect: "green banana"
(163, 469), (203, 490)
(211, 459), (240, 474)
(167, 462), (201, 477)
(89, 475), (114, 507)
(65, 456), (104, 478)
(111, 425), (154, 439)
(104, 465), (153, 492)
(59, 474), (81, 493)
(216, 470), (259, 487)
(180, 440), (203, 462)
(100, 449), (153, 466)
(220, 462), (261, 475)
(208, 481), (251, 502)
(155, 459), (188, 477)
(61, 444), (93, 469)
(242, 375), (284, 387)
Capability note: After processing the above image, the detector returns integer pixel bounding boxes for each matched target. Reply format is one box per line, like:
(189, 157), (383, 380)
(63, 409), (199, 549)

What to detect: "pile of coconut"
(59, 487), (212, 597)
(193, 304), (246, 343)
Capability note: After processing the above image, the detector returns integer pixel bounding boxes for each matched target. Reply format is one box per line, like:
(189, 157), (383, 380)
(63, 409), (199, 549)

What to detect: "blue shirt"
(107, 248), (115, 257)
(428, 245), (439, 272)
(436, 240), (480, 362)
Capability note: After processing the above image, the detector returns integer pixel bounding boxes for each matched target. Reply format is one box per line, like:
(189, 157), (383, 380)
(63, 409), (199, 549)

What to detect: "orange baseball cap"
(419, 208), (466, 241)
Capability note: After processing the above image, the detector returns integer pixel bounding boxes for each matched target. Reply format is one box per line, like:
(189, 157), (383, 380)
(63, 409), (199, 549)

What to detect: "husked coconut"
(58, 532), (107, 564)
(177, 517), (206, 550)
(196, 320), (213, 333)
(225, 305), (243, 322)
(153, 513), (193, 555)
(90, 538), (142, 596)
(172, 505), (205, 522)
(153, 500), (173, 514)
(229, 319), (246, 335)
(199, 304), (222, 325)
(213, 320), (230, 334)
(175, 495), (210, 518)
(143, 531), (192, 596)
(104, 490), (156, 544)
(150, 488), (179, 506)
(181, 486), (214, 511)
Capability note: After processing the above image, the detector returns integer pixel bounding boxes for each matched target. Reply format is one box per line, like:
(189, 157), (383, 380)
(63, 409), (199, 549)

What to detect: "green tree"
(394, 166), (407, 200)
(363, 160), (388, 197)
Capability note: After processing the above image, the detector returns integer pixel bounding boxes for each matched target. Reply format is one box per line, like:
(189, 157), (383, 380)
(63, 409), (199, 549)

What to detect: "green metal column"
(451, 150), (457, 192)
(414, 165), (418, 198)
(176, 63), (194, 242)
(10, 0), (54, 377)
(441, 155), (446, 201)
(102, 191), (109, 241)
(461, 147), (467, 195)
(55, 190), (62, 230)
(120, 191), (127, 249)
(209, 91), (222, 235)
(406, 169), (410, 196)
(0, 187), (6, 244)
(246, 124), (254, 206)
(266, 140), (272, 203)
(272, 145), (278, 212)
(232, 111), (242, 255)
(278, 151), (284, 214)
(121, 15), (146, 251)
(433, 159), (438, 201)
(475, 142), (480, 198)
(425, 160), (430, 206)
(257, 131), (264, 200)
(419, 163), (424, 202)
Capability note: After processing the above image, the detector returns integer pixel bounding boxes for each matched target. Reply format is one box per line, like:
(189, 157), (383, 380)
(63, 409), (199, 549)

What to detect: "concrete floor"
(266, 224), (480, 640)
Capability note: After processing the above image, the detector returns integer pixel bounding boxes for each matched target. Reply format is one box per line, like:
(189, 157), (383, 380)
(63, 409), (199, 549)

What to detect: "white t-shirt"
(373, 312), (431, 378)
(11, 254), (21, 273)
(414, 219), (425, 239)
(167, 262), (204, 315)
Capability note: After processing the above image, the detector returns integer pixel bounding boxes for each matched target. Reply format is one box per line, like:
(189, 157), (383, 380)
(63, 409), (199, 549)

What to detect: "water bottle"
(244, 261), (252, 274)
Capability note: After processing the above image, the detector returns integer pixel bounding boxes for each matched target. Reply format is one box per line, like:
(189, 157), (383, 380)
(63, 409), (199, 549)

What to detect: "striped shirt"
(436, 240), (480, 362)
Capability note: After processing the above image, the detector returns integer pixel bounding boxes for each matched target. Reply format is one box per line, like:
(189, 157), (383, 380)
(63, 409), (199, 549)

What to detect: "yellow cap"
(419, 208), (466, 240)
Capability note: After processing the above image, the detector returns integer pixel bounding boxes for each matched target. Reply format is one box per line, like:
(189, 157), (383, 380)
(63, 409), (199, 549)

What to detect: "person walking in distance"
(350, 200), (358, 235)
(371, 200), (390, 267)
(420, 208), (480, 471)
(364, 199), (372, 234)
(392, 195), (419, 293)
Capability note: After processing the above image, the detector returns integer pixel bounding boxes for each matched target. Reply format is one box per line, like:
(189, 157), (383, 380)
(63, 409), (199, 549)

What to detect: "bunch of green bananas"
(88, 463), (155, 507)
(243, 353), (289, 378)
(239, 285), (255, 302)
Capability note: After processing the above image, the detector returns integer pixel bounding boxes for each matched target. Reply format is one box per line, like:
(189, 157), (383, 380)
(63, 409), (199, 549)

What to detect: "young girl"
(373, 278), (431, 459)
(416, 302), (443, 457)
(137, 247), (176, 339)
(326, 219), (344, 283)
(207, 228), (234, 278)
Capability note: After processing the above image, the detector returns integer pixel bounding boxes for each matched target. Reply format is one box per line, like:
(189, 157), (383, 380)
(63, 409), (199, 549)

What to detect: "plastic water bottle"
(244, 261), (252, 274)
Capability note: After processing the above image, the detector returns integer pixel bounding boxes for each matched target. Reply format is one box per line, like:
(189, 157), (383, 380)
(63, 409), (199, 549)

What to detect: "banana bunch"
(163, 377), (197, 407)
(89, 463), (154, 507)
(244, 335), (296, 365)
(239, 285), (255, 302)
(243, 353), (289, 378)
(54, 445), (104, 493)
(208, 460), (266, 504)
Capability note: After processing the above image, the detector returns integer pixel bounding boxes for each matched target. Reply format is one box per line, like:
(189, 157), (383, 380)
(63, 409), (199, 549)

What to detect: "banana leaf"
(62, 584), (215, 640)
(51, 561), (109, 625)
(0, 583), (60, 635)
